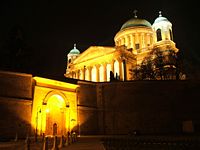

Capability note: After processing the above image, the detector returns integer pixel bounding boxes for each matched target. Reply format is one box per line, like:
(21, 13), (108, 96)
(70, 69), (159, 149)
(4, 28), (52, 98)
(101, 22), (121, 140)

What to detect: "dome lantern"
(68, 43), (80, 55)
(152, 11), (173, 42)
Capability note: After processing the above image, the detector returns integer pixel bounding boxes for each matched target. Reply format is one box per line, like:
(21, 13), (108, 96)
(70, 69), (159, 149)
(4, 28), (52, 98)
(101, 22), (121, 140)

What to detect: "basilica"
(0, 11), (199, 140)
(65, 11), (179, 81)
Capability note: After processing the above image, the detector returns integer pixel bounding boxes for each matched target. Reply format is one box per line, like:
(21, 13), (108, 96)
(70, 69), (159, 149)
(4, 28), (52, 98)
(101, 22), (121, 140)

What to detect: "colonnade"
(115, 33), (153, 50)
(70, 59), (126, 82)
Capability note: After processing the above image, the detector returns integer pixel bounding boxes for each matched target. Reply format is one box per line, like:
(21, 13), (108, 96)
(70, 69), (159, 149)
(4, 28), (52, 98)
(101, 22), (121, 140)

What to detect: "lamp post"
(35, 107), (41, 142)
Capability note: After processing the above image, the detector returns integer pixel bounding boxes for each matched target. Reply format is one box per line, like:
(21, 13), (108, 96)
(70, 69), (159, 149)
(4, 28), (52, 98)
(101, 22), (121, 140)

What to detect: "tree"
(130, 48), (183, 80)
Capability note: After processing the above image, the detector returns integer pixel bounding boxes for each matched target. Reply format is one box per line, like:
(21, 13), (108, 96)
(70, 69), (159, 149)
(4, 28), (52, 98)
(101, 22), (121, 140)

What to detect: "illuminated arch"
(40, 90), (70, 135)
(43, 90), (69, 107)
(46, 95), (66, 115)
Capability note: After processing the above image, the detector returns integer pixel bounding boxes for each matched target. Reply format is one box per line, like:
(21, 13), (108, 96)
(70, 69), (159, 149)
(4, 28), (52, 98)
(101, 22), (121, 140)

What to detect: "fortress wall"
(77, 82), (99, 134)
(0, 71), (33, 139)
(99, 80), (200, 135)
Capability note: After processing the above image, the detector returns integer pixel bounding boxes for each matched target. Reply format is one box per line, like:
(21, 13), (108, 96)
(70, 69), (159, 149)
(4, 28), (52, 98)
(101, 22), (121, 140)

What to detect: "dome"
(120, 18), (152, 30)
(154, 16), (169, 23)
(69, 44), (80, 55)
(153, 11), (170, 24)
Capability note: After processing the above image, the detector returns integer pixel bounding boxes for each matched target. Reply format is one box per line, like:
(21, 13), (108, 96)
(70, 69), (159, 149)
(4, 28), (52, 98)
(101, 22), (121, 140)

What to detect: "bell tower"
(152, 11), (174, 42)
(65, 44), (80, 78)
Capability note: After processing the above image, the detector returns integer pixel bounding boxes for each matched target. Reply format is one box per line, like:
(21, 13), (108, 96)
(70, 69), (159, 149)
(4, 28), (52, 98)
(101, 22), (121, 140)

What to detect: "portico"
(65, 46), (135, 82)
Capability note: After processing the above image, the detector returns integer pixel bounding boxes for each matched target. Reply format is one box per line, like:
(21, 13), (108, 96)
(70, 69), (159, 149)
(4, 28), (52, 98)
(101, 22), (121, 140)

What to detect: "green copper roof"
(120, 18), (152, 30)
(69, 44), (80, 55)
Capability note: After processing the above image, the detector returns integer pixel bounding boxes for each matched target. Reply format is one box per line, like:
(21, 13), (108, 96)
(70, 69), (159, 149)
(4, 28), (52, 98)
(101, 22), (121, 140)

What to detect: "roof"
(120, 18), (152, 30)
(69, 44), (80, 55)
(153, 11), (170, 24)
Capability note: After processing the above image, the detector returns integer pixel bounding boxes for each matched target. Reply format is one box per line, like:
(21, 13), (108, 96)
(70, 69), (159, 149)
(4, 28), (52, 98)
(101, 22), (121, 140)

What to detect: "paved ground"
(0, 136), (105, 150)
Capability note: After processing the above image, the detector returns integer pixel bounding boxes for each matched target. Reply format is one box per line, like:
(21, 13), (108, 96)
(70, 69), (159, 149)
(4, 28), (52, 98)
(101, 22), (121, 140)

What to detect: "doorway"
(45, 94), (66, 135)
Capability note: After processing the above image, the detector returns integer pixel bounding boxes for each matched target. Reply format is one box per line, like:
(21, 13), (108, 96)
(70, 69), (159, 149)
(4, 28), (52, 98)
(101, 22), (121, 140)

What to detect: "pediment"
(73, 46), (115, 64)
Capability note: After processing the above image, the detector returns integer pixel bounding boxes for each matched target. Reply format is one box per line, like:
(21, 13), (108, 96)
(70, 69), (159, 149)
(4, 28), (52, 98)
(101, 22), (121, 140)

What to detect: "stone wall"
(0, 71), (33, 140)
(99, 80), (200, 135)
(77, 81), (99, 135)
(77, 80), (200, 135)
(0, 98), (32, 139)
(0, 71), (32, 99)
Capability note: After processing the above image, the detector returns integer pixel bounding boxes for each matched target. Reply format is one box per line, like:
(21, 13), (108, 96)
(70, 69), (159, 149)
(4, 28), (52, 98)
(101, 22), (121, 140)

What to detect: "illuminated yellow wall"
(31, 77), (79, 136)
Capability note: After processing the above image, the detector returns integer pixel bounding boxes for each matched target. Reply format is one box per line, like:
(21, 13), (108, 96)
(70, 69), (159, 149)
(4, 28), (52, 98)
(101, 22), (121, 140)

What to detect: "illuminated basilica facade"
(65, 11), (179, 81)
(3, 11), (199, 140)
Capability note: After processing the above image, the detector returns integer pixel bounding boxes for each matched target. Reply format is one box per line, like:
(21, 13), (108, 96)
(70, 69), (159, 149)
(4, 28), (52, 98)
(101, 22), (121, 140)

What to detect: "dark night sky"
(0, 0), (199, 80)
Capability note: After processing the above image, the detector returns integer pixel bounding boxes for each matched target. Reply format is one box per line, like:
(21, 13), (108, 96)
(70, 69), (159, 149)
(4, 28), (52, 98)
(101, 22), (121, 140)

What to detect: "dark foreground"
(0, 135), (200, 150)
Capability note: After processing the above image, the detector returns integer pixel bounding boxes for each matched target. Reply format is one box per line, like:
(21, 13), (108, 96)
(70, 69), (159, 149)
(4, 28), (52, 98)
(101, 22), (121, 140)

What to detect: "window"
(156, 29), (162, 41)
(135, 43), (140, 49)
(169, 29), (173, 41)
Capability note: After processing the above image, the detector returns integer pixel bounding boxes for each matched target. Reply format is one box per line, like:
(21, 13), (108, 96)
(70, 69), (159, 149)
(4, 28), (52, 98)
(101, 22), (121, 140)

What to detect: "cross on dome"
(159, 11), (162, 17)
(134, 10), (138, 18)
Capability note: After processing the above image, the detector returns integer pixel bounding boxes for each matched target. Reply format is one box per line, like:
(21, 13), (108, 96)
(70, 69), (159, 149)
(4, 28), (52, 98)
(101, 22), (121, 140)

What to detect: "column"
(132, 34), (136, 54)
(147, 34), (150, 46)
(124, 36), (128, 48)
(77, 70), (80, 79)
(141, 33), (144, 48)
(118, 59), (123, 81)
(121, 38), (125, 46)
(83, 66), (86, 80)
(96, 65), (100, 82)
(118, 39), (121, 46)
(135, 33), (139, 44)
(130, 34), (133, 49)
(144, 33), (147, 48)
(74, 71), (77, 79)
(150, 35), (154, 45)
(123, 38), (126, 46)
(111, 60), (114, 74)
(103, 63), (107, 81)
(88, 66), (92, 81)
(123, 60), (127, 81)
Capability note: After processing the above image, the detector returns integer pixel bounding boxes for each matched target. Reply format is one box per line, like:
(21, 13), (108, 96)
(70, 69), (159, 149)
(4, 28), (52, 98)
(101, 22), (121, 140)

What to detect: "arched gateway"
(31, 77), (78, 137)
(44, 92), (68, 136)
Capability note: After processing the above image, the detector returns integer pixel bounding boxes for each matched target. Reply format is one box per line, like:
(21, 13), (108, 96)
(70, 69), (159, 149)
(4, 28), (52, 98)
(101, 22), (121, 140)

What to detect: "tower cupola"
(152, 11), (173, 42)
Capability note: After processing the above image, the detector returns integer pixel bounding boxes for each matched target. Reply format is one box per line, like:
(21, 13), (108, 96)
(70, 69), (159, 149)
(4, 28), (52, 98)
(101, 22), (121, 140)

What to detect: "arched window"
(156, 29), (162, 41)
(169, 29), (173, 41)
(68, 59), (71, 63)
